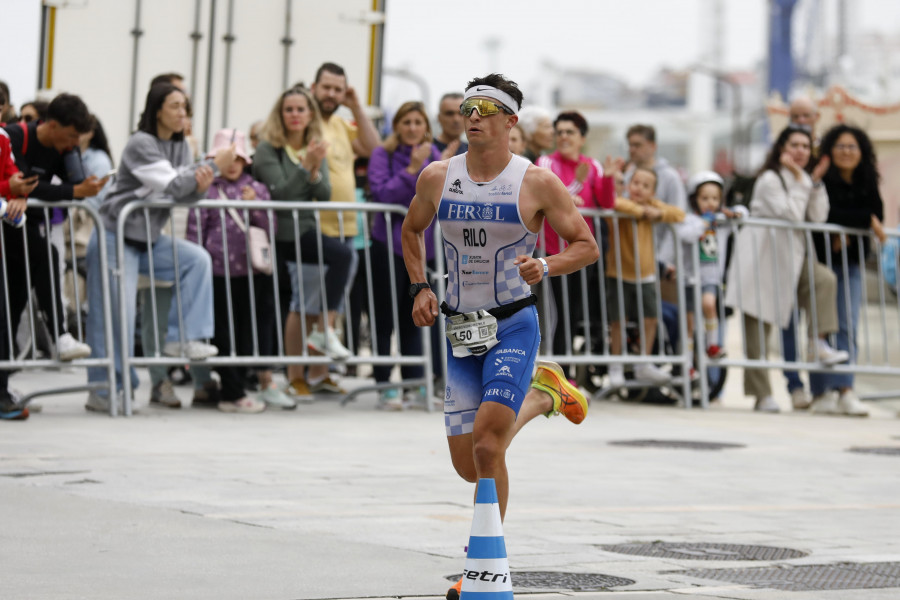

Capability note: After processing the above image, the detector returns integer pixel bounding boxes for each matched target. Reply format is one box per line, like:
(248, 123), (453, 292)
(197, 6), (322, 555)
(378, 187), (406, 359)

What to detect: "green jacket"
(252, 141), (331, 242)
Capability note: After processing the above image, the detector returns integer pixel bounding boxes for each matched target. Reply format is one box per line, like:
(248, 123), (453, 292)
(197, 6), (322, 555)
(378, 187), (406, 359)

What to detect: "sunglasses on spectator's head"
(459, 98), (513, 117)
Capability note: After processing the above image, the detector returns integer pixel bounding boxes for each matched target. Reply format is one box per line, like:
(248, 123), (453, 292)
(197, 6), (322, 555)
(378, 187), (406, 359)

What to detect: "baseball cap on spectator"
(206, 128), (252, 164)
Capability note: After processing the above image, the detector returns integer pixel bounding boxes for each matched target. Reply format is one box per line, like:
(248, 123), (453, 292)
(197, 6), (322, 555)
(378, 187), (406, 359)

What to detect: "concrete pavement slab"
(1, 367), (899, 599)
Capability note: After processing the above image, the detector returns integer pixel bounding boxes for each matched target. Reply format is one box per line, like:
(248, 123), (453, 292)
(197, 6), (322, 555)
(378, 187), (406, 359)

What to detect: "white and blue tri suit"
(438, 153), (541, 436)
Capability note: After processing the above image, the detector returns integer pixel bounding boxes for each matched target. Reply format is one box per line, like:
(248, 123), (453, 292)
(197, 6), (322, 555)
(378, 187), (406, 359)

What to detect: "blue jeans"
(809, 263), (861, 395)
(781, 316), (804, 392)
(86, 228), (214, 394)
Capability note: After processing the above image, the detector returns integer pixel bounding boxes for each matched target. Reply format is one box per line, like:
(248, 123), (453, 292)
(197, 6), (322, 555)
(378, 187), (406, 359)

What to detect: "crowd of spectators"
(0, 69), (888, 420)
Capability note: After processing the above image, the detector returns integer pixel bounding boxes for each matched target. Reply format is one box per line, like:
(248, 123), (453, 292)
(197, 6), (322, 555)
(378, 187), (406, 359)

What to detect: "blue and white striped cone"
(460, 478), (513, 599)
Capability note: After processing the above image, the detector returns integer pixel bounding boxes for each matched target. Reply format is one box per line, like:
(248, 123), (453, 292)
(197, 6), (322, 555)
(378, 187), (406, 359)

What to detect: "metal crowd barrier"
(536, 208), (695, 406)
(540, 209), (900, 409)
(0, 200), (117, 411)
(113, 199), (435, 414)
(704, 216), (900, 394)
(9, 200), (900, 417)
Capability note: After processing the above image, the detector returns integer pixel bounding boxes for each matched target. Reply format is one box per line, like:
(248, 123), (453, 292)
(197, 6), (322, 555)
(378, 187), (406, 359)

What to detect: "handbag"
(226, 206), (273, 275)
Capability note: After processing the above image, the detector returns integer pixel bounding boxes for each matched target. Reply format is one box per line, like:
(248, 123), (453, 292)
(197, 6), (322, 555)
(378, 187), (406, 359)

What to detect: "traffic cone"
(460, 478), (513, 599)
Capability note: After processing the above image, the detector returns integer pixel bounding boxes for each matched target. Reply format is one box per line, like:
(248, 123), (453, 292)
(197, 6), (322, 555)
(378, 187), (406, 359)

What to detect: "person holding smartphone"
(2, 93), (106, 365)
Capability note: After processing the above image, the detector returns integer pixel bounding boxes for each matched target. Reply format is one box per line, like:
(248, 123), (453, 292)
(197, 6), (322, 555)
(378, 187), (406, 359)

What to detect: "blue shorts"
(443, 305), (540, 437)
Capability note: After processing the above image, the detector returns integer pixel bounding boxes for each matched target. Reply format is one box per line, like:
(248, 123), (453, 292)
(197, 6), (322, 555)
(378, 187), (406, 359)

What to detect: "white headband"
(463, 85), (519, 115)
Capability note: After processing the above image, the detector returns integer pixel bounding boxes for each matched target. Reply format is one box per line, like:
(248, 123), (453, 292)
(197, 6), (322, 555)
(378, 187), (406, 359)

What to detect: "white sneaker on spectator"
(163, 341), (218, 360)
(307, 327), (351, 360)
(837, 389), (869, 417)
(377, 388), (404, 411)
(57, 333), (91, 361)
(812, 339), (850, 365)
(790, 388), (812, 410)
(258, 385), (297, 410)
(324, 328), (351, 360)
(754, 396), (780, 413)
(607, 364), (625, 388)
(634, 364), (671, 385)
(217, 396), (266, 413)
(809, 391), (839, 414)
(85, 390), (126, 414)
(150, 379), (181, 409)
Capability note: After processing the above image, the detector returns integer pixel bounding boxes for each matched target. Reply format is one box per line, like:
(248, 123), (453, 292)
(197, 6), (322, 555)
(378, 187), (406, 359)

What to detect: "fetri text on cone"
(461, 478), (513, 599)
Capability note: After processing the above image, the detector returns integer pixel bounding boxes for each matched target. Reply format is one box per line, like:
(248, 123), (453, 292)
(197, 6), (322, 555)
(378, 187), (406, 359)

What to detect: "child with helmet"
(678, 171), (746, 362)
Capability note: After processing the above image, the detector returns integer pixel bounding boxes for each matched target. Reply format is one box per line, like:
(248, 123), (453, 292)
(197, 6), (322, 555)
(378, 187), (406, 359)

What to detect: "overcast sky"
(381, 0), (900, 111)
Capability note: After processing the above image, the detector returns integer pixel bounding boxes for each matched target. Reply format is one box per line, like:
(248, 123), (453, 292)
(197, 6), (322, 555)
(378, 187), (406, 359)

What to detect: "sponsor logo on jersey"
(448, 178), (464, 194)
(484, 388), (515, 401)
(461, 255), (489, 264)
(442, 201), (509, 222)
(488, 184), (513, 197)
(496, 348), (526, 355)
(494, 356), (520, 365)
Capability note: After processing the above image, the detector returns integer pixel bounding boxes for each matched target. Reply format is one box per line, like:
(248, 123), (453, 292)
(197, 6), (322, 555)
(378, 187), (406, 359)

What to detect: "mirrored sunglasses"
(459, 98), (513, 117)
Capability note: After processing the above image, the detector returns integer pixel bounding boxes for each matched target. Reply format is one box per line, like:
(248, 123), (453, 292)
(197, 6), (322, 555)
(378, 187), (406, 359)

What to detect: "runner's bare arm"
(401, 161), (447, 326)
(516, 167), (600, 285)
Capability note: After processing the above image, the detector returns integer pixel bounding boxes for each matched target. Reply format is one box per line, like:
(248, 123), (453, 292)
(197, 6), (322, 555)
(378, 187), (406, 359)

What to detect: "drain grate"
(848, 446), (900, 456)
(600, 542), (808, 561)
(674, 562), (900, 591)
(446, 571), (634, 591)
(608, 439), (745, 451)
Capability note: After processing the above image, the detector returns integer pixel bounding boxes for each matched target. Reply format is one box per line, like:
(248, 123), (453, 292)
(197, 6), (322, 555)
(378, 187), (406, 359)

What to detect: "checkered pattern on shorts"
(445, 409), (478, 436)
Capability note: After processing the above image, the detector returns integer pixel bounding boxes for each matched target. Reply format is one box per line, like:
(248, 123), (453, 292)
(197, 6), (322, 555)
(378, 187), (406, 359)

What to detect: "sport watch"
(408, 282), (431, 299)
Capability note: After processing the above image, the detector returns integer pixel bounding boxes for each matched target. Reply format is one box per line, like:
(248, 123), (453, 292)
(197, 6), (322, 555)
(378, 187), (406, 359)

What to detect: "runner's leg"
(513, 388), (553, 435)
(472, 402), (517, 519)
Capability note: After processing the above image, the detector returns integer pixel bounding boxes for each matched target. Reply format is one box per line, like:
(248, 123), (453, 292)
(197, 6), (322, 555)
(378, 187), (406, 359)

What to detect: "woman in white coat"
(725, 125), (849, 412)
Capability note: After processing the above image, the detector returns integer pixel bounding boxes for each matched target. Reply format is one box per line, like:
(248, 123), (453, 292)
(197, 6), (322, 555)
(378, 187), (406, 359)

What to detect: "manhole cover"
(848, 447), (900, 456)
(601, 542), (808, 561)
(674, 562), (900, 591)
(445, 571), (634, 591)
(608, 439), (745, 451)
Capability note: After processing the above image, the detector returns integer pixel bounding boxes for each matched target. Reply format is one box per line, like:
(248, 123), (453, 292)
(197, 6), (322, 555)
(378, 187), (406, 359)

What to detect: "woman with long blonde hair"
(253, 86), (353, 400)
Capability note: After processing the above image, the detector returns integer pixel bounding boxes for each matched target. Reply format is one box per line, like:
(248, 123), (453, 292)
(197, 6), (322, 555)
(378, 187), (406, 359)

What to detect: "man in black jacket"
(2, 93), (107, 365)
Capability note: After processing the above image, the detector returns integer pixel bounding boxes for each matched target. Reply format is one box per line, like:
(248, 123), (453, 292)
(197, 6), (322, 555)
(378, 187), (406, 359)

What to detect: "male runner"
(401, 73), (600, 600)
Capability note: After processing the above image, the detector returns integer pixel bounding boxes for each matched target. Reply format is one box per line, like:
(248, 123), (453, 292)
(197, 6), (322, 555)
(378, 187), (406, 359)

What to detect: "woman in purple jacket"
(186, 129), (292, 413)
(368, 101), (441, 409)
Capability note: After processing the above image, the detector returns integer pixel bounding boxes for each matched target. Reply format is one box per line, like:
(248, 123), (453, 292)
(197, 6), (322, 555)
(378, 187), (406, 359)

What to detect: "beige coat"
(725, 167), (829, 327)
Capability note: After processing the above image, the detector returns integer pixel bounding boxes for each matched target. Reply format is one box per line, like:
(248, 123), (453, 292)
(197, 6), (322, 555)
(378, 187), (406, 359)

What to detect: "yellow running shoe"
(531, 360), (589, 424)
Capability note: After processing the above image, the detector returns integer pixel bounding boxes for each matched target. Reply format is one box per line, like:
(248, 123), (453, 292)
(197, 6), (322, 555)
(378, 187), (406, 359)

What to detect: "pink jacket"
(537, 151), (614, 254)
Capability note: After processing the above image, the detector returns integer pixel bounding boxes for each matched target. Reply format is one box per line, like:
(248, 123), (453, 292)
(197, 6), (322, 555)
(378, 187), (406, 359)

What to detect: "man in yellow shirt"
(304, 63), (380, 394)
(312, 62), (381, 232)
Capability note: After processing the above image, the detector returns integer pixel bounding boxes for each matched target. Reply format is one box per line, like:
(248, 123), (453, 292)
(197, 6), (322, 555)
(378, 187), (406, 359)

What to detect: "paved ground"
(1, 361), (899, 600)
